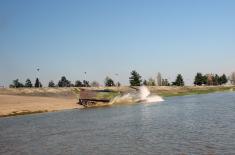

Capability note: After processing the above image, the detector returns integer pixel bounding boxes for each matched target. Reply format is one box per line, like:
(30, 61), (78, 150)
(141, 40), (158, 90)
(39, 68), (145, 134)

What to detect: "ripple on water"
(0, 92), (235, 154)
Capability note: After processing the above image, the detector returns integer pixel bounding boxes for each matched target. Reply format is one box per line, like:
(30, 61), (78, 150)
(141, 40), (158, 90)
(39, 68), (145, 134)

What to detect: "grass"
(157, 86), (235, 97)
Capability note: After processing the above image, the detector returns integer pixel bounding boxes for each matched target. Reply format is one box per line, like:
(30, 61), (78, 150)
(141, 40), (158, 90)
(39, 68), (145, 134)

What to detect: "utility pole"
(36, 66), (40, 87)
(84, 72), (87, 87)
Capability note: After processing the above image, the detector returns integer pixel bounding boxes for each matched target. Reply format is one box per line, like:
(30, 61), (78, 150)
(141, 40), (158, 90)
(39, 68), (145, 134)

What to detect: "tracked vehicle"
(77, 88), (120, 107)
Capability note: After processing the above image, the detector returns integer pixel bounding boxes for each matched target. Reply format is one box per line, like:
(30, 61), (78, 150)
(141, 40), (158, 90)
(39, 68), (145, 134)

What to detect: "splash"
(139, 86), (150, 100)
(138, 86), (164, 103)
(110, 86), (164, 105)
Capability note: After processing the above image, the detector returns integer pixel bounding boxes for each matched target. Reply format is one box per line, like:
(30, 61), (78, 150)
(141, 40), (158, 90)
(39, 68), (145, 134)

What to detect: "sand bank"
(0, 95), (82, 117)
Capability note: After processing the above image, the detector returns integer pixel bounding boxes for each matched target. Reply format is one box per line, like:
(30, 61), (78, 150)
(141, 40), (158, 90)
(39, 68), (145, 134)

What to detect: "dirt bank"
(0, 94), (82, 117)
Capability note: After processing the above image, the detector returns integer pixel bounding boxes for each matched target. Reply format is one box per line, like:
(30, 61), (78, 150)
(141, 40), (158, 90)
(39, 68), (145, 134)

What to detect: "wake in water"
(109, 86), (164, 105)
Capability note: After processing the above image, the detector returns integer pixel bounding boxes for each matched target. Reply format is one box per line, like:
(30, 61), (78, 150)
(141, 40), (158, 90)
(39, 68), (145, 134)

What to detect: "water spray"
(110, 86), (164, 105)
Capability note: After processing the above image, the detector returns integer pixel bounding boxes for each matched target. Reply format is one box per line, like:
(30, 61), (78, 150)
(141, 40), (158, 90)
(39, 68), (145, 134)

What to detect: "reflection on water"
(0, 92), (235, 155)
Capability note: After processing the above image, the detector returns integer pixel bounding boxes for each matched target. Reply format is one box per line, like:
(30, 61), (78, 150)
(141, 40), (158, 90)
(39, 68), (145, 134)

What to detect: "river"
(0, 92), (235, 154)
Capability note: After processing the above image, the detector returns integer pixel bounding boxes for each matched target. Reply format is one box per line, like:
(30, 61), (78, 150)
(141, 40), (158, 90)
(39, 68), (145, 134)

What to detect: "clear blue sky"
(1, 0), (235, 86)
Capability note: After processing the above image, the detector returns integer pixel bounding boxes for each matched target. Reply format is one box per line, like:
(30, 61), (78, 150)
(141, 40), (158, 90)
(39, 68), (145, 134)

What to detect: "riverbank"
(0, 86), (234, 117)
(78, 85), (235, 98)
(0, 95), (82, 117)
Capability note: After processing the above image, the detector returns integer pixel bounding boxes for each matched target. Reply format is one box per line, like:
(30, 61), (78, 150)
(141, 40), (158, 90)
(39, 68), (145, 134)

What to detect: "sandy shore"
(0, 95), (82, 117)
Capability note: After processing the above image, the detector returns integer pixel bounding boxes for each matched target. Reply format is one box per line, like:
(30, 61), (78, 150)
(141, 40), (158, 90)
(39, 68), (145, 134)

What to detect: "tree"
(230, 72), (235, 85)
(117, 82), (121, 87)
(129, 70), (142, 86)
(58, 76), (71, 87)
(75, 80), (83, 87)
(202, 75), (208, 85)
(194, 73), (204, 86)
(9, 79), (24, 88)
(162, 79), (170, 86)
(206, 74), (213, 85)
(35, 78), (42, 87)
(91, 81), (100, 87)
(156, 72), (162, 86)
(203, 73), (227, 86)
(213, 74), (220, 85)
(82, 80), (90, 87)
(219, 74), (228, 85)
(104, 77), (115, 87)
(147, 78), (156, 86)
(48, 80), (55, 87)
(25, 79), (32, 88)
(172, 74), (184, 86)
(143, 80), (147, 86)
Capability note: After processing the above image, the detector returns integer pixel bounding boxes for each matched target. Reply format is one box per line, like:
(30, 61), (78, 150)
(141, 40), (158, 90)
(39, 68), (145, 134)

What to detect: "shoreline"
(0, 94), (83, 118)
(0, 86), (234, 117)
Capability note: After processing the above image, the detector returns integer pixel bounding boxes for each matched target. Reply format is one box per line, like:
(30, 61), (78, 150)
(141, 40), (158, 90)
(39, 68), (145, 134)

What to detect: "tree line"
(9, 71), (235, 88)
(129, 71), (231, 86)
(194, 73), (228, 86)
(9, 78), (42, 88)
(129, 70), (184, 86)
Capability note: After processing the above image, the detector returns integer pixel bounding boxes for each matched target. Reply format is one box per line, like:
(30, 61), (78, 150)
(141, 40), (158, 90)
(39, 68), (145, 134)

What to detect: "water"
(0, 92), (235, 155)
(110, 86), (164, 104)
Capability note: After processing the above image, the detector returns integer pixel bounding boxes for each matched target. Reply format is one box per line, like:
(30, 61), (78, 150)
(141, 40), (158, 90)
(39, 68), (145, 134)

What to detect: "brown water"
(0, 92), (235, 155)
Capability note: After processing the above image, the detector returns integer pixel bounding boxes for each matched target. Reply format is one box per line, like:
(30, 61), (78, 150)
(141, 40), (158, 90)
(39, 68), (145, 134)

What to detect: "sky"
(1, 0), (235, 87)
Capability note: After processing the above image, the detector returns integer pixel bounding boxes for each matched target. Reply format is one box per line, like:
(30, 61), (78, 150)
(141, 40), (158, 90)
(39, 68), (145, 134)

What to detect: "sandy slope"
(0, 95), (82, 117)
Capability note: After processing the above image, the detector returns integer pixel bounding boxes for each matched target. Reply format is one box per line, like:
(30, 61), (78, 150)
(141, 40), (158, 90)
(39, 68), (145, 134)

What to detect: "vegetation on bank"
(194, 73), (228, 86)
(154, 86), (235, 97)
(7, 70), (235, 88)
(100, 86), (235, 98)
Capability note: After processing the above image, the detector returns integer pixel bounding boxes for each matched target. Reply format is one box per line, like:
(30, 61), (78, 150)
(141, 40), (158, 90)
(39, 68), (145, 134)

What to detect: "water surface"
(0, 92), (235, 154)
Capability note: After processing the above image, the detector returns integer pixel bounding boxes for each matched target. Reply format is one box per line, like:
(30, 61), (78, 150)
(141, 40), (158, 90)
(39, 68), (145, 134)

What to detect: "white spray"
(110, 86), (164, 105)
(138, 86), (164, 103)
